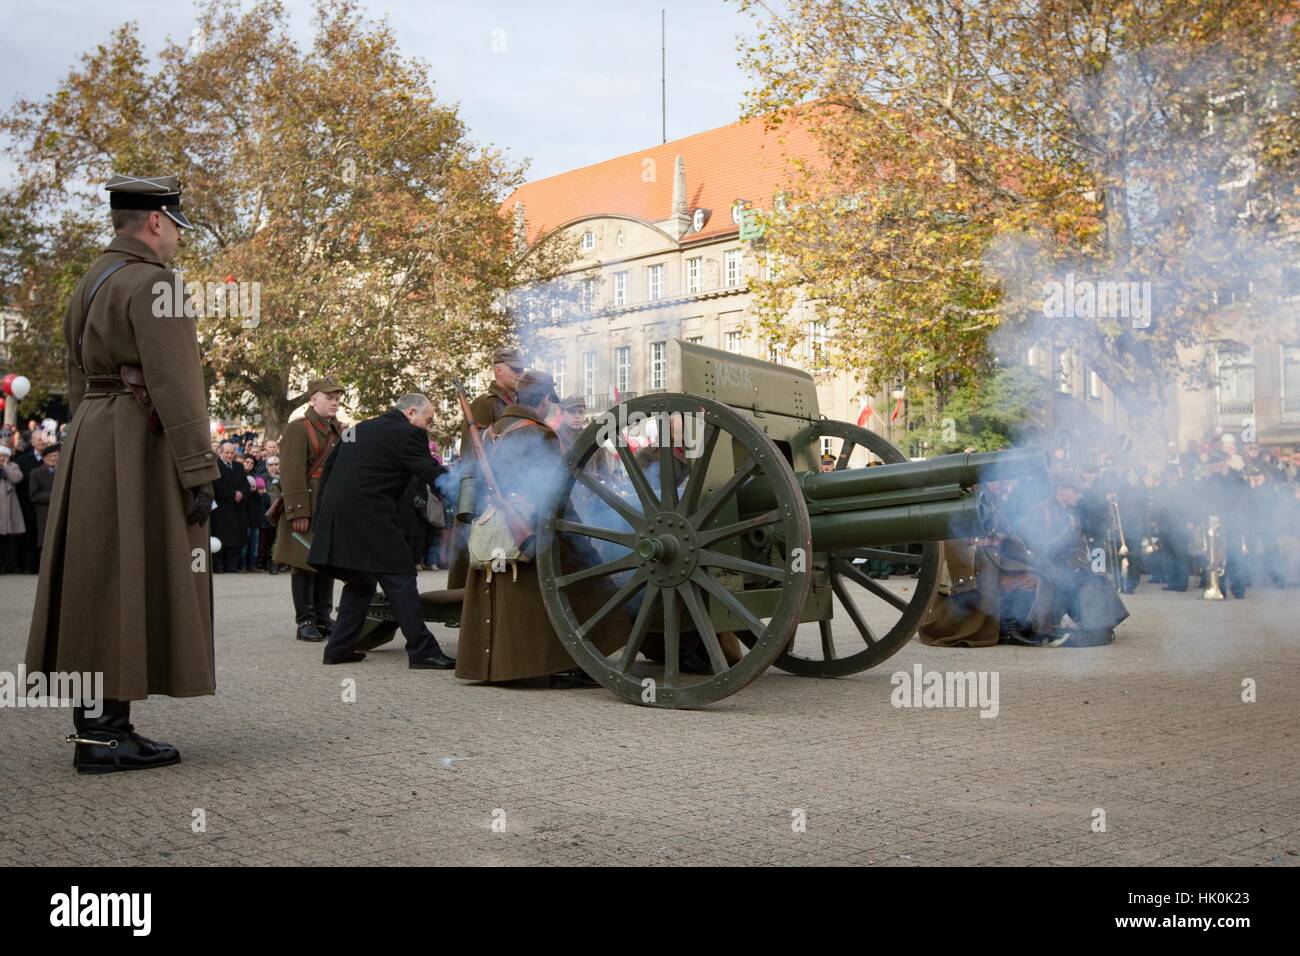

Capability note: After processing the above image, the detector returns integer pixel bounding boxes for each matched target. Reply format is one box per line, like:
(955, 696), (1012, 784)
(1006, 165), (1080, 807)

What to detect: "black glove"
(187, 484), (214, 527)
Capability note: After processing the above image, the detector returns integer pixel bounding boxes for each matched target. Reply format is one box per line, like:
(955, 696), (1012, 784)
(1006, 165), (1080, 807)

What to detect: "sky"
(0, 0), (759, 185)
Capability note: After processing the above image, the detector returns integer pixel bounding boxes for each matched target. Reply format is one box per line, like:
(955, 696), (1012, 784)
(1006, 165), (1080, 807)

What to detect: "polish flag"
(891, 397), (905, 422)
(856, 399), (874, 428)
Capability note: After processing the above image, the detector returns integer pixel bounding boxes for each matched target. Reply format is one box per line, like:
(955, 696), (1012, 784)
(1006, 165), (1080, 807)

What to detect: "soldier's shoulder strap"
(71, 260), (132, 373)
(489, 417), (546, 442)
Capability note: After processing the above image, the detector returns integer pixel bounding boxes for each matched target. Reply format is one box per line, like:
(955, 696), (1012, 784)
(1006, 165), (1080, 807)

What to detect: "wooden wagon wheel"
(751, 419), (941, 678)
(537, 394), (811, 708)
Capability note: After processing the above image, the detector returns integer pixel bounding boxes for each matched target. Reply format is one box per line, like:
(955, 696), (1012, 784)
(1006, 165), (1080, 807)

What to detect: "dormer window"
(581, 230), (595, 251)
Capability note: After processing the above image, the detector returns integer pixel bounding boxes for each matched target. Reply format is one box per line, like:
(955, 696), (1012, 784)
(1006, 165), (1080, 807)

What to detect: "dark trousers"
(325, 570), (437, 660)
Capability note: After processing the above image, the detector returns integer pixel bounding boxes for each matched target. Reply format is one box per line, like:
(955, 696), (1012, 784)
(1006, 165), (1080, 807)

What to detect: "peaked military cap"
(559, 394), (586, 411)
(105, 174), (192, 229)
(491, 347), (526, 370)
(306, 376), (344, 396)
(516, 369), (559, 402)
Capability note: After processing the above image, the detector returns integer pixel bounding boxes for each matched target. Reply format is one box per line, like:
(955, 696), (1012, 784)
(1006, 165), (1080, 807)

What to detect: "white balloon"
(209, 536), (222, 553)
(11, 376), (30, 400)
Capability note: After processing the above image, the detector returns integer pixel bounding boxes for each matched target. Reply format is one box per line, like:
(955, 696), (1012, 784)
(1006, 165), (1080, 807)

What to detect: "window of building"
(615, 229), (624, 248)
(1087, 369), (1103, 400)
(724, 250), (741, 288)
(1216, 344), (1255, 403)
(1054, 348), (1073, 394)
(649, 341), (666, 391)
(582, 277), (598, 313)
(807, 320), (829, 369)
(687, 335), (703, 345)
(552, 355), (566, 398)
(581, 230), (595, 251)
(648, 263), (664, 301)
(615, 346), (631, 395)
(767, 341), (784, 365)
(725, 330), (742, 354)
(1283, 343), (1300, 396)
(686, 256), (702, 294)
(613, 271), (627, 307)
(583, 351), (597, 405)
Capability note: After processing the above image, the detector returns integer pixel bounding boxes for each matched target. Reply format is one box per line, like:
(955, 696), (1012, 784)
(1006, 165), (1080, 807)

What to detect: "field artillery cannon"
(537, 340), (1045, 708)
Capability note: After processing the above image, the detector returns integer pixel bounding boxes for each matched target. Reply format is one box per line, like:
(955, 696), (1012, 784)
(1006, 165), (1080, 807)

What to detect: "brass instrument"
(1106, 492), (1129, 588)
(1203, 515), (1226, 600)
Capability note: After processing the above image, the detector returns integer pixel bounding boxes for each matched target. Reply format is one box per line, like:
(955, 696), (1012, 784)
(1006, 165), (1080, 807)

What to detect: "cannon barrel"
(807, 492), (994, 552)
(737, 446), (1046, 516)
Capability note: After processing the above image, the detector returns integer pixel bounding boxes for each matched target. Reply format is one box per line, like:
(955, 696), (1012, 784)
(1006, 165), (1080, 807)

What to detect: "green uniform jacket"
(455, 405), (628, 682)
(272, 406), (343, 571)
(26, 235), (221, 700)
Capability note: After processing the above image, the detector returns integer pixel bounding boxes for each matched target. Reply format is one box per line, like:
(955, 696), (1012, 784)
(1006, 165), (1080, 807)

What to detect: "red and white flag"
(857, 399), (874, 428)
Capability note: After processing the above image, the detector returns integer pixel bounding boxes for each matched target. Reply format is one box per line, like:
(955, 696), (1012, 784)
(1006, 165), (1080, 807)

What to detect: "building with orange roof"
(501, 112), (867, 443)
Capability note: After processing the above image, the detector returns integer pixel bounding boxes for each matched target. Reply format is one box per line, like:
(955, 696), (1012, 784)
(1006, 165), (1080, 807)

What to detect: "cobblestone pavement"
(1, 570), (1297, 866)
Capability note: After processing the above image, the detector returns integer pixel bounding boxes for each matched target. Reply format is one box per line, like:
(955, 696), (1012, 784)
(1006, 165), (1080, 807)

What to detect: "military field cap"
(492, 347), (526, 370)
(105, 175), (192, 230)
(560, 394), (586, 411)
(306, 376), (344, 396)
(516, 369), (559, 401)
(44, 443), (62, 455)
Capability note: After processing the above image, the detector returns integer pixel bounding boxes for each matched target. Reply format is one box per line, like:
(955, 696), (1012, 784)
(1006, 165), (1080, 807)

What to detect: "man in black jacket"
(309, 394), (454, 669)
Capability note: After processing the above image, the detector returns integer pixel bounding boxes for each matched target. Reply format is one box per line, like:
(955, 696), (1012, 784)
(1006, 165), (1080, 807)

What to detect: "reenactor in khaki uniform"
(448, 346), (524, 588)
(554, 394), (587, 452)
(456, 370), (628, 687)
(26, 174), (219, 773)
(273, 377), (345, 641)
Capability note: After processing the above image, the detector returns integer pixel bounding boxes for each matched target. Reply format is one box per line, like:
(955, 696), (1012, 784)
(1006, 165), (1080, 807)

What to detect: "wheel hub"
(636, 512), (698, 587)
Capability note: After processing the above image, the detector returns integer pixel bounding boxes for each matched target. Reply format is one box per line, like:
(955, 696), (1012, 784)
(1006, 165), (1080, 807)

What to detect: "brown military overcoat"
(272, 406), (343, 571)
(456, 405), (629, 682)
(26, 235), (221, 700)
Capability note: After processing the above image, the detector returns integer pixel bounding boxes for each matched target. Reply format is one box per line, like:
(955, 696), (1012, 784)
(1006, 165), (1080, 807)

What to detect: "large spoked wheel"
(765, 420), (939, 677)
(537, 394), (812, 708)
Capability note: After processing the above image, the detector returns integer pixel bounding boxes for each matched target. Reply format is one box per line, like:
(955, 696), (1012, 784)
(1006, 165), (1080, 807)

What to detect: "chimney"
(670, 155), (690, 239)
(513, 200), (527, 253)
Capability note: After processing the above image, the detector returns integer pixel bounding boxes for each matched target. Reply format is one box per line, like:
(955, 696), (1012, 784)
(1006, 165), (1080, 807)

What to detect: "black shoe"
(269, 565), (279, 575)
(313, 608), (335, 639)
(549, 668), (599, 688)
(296, 619), (325, 642)
(409, 650), (456, 670)
(323, 650), (365, 665)
(70, 702), (181, 775)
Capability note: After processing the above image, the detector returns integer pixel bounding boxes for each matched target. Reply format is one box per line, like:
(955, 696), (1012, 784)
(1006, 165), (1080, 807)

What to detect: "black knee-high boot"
(291, 570), (324, 642)
(69, 700), (180, 774)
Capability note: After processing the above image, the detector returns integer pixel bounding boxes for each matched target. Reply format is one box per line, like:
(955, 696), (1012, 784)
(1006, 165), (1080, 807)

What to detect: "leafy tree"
(1, 0), (571, 439)
(737, 0), (1299, 454)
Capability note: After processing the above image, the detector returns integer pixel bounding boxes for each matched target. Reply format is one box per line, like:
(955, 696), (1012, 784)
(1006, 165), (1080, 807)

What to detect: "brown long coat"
(271, 407), (343, 571)
(26, 235), (221, 700)
(456, 405), (628, 682)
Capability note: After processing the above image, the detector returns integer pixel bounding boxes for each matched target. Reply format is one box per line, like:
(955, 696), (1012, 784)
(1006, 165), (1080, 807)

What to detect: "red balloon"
(1, 373), (14, 396)
(0, 398), (6, 410)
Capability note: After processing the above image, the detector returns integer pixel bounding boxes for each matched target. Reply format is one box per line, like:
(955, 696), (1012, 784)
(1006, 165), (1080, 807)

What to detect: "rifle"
(454, 380), (532, 548)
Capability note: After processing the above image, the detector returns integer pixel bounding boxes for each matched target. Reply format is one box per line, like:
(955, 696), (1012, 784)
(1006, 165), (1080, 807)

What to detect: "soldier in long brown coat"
(272, 378), (344, 641)
(456, 371), (628, 686)
(26, 174), (219, 774)
(448, 346), (523, 588)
